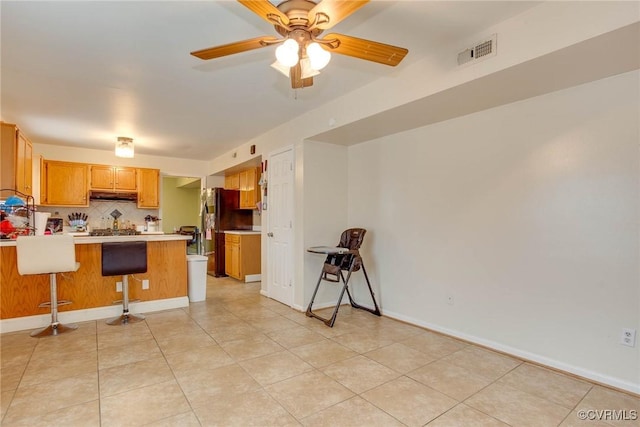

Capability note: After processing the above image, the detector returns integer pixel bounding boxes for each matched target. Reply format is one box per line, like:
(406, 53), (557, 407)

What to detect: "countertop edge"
(223, 230), (262, 235)
(0, 234), (192, 246)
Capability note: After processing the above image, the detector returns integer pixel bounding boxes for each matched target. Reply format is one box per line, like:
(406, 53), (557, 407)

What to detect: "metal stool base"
(107, 312), (145, 325)
(30, 322), (78, 337)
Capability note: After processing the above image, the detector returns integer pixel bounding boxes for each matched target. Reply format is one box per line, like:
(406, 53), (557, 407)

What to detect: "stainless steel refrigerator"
(201, 188), (253, 277)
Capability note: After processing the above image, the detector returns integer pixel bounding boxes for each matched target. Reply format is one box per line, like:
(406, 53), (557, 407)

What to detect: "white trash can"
(186, 255), (208, 302)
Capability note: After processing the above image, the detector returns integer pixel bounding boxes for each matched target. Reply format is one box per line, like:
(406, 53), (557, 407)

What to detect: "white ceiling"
(1, 1), (540, 161)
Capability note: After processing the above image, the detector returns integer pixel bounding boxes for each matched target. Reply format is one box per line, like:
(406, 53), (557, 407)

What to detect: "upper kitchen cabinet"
(0, 122), (33, 196)
(137, 168), (159, 209)
(239, 167), (260, 209)
(90, 165), (137, 191)
(225, 173), (240, 190)
(40, 160), (88, 206)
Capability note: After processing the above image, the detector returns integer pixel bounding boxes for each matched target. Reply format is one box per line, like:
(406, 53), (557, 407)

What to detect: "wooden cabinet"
(137, 168), (160, 209)
(225, 234), (241, 279)
(239, 167), (260, 209)
(1, 239), (188, 319)
(225, 173), (240, 190)
(224, 167), (260, 209)
(1, 122), (33, 196)
(225, 233), (261, 281)
(90, 165), (137, 191)
(40, 160), (88, 206)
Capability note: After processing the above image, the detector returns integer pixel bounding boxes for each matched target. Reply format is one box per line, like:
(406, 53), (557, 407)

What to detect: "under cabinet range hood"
(89, 191), (138, 202)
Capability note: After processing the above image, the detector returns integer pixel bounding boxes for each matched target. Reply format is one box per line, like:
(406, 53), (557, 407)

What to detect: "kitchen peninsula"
(0, 233), (191, 332)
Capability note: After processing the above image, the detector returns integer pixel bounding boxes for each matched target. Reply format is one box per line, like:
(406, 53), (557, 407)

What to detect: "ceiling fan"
(190, 0), (409, 89)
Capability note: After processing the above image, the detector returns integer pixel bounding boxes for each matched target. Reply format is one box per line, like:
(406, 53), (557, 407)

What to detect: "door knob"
(267, 232), (274, 237)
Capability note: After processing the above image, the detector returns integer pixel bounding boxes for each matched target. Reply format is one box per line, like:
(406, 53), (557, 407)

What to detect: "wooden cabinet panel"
(225, 173), (240, 190)
(137, 168), (160, 208)
(225, 233), (260, 281)
(1, 240), (188, 319)
(239, 167), (260, 209)
(1, 122), (33, 196)
(115, 167), (137, 190)
(41, 160), (88, 206)
(90, 165), (137, 191)
(225, 167), (260, 208)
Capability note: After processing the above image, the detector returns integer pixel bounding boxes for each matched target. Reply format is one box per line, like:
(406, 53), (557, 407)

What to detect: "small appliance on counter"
(144, 215), (160, 232)
(46, 217), (64, 234)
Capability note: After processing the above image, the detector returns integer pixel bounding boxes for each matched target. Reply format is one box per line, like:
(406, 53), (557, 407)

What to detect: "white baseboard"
(382, 308), (640, 396)
(245, 274), (261, 283)
(0, 297), (189, 334)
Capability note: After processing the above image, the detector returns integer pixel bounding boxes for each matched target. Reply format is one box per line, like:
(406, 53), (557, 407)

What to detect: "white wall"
(206, 3), (638, 322)
(347, 71), (640, 393)
(299, 141), (348, 308)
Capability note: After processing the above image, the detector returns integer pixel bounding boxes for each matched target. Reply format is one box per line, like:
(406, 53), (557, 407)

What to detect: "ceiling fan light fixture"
(299, 58), (320, 79)
(306, 42), (331, 70)
(270, 60), (291, 77)
(115, 136), (134, 158)
(275, 38), (299, 67)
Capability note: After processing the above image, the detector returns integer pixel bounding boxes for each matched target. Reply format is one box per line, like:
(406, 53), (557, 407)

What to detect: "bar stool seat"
(16, 235), (79, 337)
(101, 241), (147, 325)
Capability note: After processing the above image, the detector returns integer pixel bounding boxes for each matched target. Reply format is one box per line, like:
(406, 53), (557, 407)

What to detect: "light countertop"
(224, 230), (261, 235)
(0, 233), (191, 247)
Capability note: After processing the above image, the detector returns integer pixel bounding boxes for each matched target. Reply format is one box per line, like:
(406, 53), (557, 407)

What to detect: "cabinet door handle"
(267, 232), (274, 237)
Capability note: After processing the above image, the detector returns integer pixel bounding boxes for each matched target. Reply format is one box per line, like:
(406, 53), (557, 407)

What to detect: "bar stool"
(101, 241), (147, 325)
(16, 235), (79, 337)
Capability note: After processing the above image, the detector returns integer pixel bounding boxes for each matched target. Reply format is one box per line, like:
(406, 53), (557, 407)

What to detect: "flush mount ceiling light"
(190, 0), (408, 89)
(115, 137), (134, 158)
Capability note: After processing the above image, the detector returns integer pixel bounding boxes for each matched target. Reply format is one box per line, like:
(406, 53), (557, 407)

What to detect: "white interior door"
(267, 147), (293, 306)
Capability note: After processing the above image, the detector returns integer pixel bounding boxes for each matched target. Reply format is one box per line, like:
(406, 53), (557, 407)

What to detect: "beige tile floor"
(1, 276), (639, 426)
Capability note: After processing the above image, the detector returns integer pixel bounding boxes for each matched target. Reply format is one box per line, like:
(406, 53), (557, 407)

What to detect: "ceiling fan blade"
(191, 36), (278, 60)
(308, 0), (369, 31)
(237, 0), (290, 27)
(290, 63), (314, 89)
(322, 33), (408, 66)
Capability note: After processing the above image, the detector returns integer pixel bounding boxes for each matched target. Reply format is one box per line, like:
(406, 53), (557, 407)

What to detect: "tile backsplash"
(37, 201), (158, 231)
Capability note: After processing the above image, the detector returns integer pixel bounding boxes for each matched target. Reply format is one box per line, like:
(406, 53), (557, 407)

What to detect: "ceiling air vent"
(457, 34), (497, 66)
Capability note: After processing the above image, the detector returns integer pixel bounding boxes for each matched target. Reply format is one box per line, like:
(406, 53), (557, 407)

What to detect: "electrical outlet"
(116, 281), (122, 292)
(621, 328), (636, 347)
(446, 295), (454, 305)
(142, 279), (149, 290)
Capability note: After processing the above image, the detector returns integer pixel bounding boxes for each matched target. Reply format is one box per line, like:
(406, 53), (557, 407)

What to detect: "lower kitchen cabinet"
(224, 232), (261, 281)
